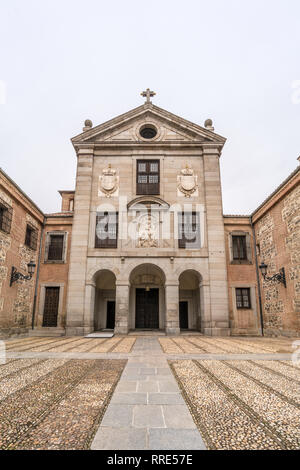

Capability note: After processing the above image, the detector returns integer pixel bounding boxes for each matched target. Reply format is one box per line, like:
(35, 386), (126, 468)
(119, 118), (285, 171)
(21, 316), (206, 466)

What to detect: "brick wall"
(35, 216), (72, 329)
(254, 171), (300, 337)
(224, 217), (260, 335)
(0, 171), (43, 338)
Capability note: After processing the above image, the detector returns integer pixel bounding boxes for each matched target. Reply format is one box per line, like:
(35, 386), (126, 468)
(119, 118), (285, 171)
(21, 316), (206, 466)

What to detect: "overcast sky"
(0, 0), (299, 215)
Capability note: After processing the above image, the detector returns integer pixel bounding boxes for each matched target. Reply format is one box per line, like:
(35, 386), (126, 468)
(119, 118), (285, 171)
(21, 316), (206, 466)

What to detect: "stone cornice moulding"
(71, 103), (226, 148)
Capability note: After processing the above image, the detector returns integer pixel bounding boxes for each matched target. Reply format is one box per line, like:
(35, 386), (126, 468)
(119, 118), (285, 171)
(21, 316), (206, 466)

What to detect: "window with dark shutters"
(95, 212), (118, 248)
(25, 224), (38, 251)
(43, 287), (60, 327)
(0, 200), (12, 234)
(48, 234), (64, 260)
(236, 288), (251, 309)
(232, 235), (247, 260)
(136, 160), (160, 195)
(178, 212), (201, 249)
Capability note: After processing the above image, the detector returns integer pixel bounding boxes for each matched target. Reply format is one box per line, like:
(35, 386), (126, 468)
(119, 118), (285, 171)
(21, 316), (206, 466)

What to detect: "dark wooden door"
(106, 301), (115, 329)
(43, 287), (59, 327)
(179, 301), (189, 329)
(135, 288), (159, 329)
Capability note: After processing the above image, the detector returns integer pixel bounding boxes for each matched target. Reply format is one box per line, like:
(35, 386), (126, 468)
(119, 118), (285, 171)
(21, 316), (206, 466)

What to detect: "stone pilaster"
(66, 149), (94, 336)
(165, 283), (180, 336)
(202, 146), (230, 336)
(115, 283), (129, 334)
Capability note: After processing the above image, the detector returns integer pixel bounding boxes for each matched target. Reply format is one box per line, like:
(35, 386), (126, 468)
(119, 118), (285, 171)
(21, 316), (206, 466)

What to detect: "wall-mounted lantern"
(10, 260), (36, 287)
(259, 261), (286, 288)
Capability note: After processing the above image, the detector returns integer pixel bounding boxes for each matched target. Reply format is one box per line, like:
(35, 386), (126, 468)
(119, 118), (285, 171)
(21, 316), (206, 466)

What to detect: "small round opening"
(140, 126), (157, 139)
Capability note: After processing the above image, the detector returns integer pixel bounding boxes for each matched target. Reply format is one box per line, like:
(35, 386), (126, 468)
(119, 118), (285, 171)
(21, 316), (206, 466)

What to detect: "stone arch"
(129, 263), (166, 286)
(178, 269), (203, 331)
(92, 269), (116, 331)
(128, 263), (166, 331)
(87, 263), (120, 284)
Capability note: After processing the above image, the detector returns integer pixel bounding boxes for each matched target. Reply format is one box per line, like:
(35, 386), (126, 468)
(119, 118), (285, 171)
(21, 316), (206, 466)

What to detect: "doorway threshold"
(85, 331), (114, 338)
(128, 330), (166, 336)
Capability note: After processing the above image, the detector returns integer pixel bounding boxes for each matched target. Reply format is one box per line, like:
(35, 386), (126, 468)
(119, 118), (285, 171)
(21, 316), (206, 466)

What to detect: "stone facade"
(65, 103), (230, 336)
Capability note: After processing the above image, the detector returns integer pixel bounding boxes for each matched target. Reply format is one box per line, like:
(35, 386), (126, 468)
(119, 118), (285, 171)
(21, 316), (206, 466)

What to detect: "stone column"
(199, 282), (211, 334)
(115, 283), (129, 335)
(83, 282), (96, 335)
(165, 282), (180, 336)
(202, 146), (230, 336)
(66, 148), (94, 336)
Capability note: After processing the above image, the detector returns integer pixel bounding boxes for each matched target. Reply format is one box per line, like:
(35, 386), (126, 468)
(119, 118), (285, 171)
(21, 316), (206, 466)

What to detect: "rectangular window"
(0, 201), (12, 234)
(43, 287), (60, 327)
(236, 288), (251, 309)
(136, 160), (160, 195)
(95, 212), (118, 248)
(178, 212), (201, 249)
(232, 235), (247, 260)
(25, 224), (38, 251)
(47, 234), (64, 261)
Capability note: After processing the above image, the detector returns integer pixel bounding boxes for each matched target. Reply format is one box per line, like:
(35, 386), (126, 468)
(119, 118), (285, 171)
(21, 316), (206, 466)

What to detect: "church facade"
(1, 93), (299, 338)
(66, 96), (230, 337)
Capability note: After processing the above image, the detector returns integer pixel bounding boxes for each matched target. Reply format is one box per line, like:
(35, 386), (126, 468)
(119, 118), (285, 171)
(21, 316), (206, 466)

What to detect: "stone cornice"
(0, 168), (44, 223)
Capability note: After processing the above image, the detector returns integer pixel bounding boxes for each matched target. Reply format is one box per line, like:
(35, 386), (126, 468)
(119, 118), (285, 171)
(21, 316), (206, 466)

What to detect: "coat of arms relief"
(177, 164), (198, 197)
(98, 164), (119, 198)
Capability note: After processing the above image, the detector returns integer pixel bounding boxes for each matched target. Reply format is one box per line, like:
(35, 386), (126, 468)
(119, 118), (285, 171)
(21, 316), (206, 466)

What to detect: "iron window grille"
(47, 234), (64, 261)
(25, 224), (38, 251)
(232, 235), (247, 260)
(0, 200), (12, 234)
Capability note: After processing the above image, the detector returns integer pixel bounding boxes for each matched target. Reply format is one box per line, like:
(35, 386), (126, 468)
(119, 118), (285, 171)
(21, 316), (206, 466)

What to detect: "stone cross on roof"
(140, 88), (156, 104)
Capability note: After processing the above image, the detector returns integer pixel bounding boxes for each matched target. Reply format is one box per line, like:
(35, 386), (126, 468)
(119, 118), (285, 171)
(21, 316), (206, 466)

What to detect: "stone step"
(28, 328), (66, 337)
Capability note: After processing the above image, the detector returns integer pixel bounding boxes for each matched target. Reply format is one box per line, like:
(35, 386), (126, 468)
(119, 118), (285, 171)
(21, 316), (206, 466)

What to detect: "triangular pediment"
(71, 103), (226, 148)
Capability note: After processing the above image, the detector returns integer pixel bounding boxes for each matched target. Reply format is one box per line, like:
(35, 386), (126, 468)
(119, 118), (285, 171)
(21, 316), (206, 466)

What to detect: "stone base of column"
(66, 326), (85, 336)
(114, 325), (129, 335)
(203, 327), (230, 337)
(166, 327), (180, 336)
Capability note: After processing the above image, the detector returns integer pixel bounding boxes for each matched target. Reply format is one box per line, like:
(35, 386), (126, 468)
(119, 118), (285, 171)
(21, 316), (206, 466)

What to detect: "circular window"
(139, 125), (158, 140)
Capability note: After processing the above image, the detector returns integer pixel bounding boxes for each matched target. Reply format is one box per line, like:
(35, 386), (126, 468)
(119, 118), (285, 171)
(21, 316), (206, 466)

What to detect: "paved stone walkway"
(91, 337), (206, 450)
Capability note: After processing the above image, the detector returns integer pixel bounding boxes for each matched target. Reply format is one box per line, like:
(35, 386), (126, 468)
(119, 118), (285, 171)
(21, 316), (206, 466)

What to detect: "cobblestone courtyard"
(0, 335), (299, 450)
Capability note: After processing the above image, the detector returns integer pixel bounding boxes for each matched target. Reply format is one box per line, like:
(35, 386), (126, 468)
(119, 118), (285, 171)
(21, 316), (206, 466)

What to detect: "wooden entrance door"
(179, 301), (189, 329)
(42, 287), (60, 327)
(106, 301), (115, 329)
(135, 288), (159, 329)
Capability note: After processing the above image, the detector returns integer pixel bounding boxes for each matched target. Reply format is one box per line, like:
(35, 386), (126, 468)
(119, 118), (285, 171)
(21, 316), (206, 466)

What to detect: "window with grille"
(0, 201), (12, 234)
(178, 212), (201, 249)
(236, 288), (251, 309)
(232, 235), (247, 260)
(43, 287), (60, 327)
(95, 212), (118, 248)
(25, 224), (38, 250)
(48, 234), (64, 260)
(136, 160), (160, 195)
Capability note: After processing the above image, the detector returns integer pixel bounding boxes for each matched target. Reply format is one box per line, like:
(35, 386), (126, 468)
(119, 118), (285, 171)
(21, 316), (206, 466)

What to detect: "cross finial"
(141, 88), (156, 104)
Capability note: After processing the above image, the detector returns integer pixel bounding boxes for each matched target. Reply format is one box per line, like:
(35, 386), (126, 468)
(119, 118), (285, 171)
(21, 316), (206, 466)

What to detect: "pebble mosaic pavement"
(0, 335), (299, 450)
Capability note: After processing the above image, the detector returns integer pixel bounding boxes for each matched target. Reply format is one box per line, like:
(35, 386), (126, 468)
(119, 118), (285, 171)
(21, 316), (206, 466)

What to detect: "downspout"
(250, 215), (264, 336)
(31, 217), (45, 329)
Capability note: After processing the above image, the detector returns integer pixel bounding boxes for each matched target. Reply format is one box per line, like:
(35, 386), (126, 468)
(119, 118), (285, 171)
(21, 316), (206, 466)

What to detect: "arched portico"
(178, 270), (202, 331)
(93, 269), (116, 331)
